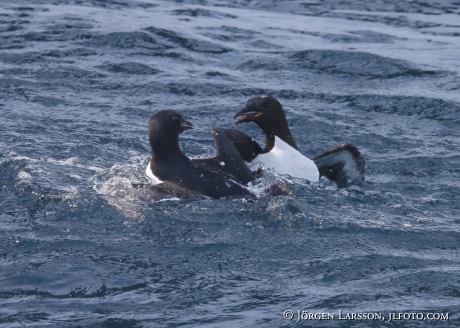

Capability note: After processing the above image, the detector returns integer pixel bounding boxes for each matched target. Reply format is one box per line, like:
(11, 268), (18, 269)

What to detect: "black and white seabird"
(232, 95), (365, 188)
(143, 110), (256, 199)
(146, 126), (256, 186)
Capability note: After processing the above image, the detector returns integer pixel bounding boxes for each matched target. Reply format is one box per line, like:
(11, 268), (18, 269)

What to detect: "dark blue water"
(1, 0), (460, 327)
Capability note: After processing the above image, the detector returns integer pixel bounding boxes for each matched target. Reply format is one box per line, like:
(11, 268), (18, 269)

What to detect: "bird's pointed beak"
(234, 106), (263, 124)
(180, 120), (194, 132)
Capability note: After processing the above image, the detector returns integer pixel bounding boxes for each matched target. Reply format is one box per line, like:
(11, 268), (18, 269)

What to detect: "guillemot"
(145, 127), (257, 186)
(146, 123), (258, 186)
(233, 95), (365, 187)
(143, 110), (255, 199)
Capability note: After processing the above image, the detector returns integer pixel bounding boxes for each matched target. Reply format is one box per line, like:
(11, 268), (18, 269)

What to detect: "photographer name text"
(283, 310), (449, 322)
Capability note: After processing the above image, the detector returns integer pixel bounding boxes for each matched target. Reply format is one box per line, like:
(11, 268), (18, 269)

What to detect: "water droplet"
(220, 161), (225, 166)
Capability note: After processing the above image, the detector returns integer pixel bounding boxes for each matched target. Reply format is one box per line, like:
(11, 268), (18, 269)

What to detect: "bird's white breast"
(146, 162), (163, 185)
(253, 136), (319, 182)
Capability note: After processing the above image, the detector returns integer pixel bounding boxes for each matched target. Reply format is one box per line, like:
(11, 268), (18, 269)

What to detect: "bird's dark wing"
(192, 128), (258, 185)
(215, 128), (263, 162)
(313, 143), (365, 188)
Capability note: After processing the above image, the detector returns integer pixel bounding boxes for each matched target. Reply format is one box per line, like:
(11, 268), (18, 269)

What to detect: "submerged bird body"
(233, 95), (365, 187)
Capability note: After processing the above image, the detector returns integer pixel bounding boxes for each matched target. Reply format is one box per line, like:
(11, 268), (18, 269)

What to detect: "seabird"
(143, 110), (256, 199)
(233, 95), (365, 187)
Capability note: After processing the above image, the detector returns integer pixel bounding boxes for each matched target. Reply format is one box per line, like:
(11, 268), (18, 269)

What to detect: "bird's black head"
(234, 95), (287, 127)
(234, 95), (298, 151)
(148, 110), (193, 154)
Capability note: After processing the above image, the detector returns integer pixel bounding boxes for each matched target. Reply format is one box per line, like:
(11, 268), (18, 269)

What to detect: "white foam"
(17, 171), (32, 181)
(11, 154), (105, 173)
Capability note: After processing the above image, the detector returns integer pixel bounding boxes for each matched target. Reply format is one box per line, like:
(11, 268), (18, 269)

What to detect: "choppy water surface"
(1, 0), (460, 327)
